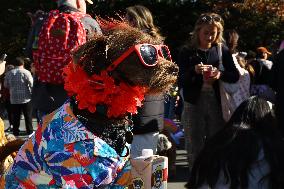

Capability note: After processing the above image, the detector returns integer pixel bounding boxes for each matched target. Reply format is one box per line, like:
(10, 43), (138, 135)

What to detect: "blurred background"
(0, 0), (284, 62)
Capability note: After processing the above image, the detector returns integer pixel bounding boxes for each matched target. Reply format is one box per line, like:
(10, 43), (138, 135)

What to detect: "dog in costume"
(1, 20), (178, 188)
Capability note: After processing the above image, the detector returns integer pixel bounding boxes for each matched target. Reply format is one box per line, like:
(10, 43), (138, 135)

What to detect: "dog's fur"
(73, 23), (177, 94)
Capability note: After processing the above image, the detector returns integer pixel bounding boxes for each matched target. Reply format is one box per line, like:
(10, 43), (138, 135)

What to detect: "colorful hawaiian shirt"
(1, 102), (131, 188)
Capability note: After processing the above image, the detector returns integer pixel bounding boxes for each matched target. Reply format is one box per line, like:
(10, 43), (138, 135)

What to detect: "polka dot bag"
(33, 10), (87, 84)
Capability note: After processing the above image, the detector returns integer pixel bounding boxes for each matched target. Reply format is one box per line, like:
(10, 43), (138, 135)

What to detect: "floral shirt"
(1, 102), (131, 188)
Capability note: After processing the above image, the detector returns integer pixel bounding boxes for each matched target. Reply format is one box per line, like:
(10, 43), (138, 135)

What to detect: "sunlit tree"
(1, 0), (284, 59)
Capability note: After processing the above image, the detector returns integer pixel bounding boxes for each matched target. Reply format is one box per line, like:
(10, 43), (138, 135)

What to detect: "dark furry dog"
(0, 22), (178, 187)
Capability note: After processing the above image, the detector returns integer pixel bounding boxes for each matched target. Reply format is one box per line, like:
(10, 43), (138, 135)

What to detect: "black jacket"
(177, 44), (239, 104)
(132, 94), (164, 135)
(271, 50), (284, 135)
(250, 59), (273, 86)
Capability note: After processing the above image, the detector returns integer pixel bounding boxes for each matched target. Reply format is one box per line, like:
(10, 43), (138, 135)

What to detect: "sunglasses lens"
(213, 16), (221, 22)
(161, 46), (171, 61)
(203, 15), (212, 22)
(140, 45), (158, 66)
(202, 15), (221, 23)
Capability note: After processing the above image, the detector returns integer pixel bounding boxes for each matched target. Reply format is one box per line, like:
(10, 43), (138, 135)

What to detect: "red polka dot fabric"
(33, 10), (87, 84)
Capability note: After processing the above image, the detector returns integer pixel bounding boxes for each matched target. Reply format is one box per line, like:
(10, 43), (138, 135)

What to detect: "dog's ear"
(72, 36), (111, 76)
(0, 139), (25, 162)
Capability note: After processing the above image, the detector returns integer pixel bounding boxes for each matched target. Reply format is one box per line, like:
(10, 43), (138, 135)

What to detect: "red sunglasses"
(107, 44), (172, 72)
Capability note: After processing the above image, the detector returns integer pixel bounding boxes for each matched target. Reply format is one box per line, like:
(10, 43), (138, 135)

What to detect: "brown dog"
(1, 21), (178, 188)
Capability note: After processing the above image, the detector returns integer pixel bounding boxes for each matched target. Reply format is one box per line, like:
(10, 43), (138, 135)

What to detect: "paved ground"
(3, 118), (189, 188)
(168, 149), (189, 188)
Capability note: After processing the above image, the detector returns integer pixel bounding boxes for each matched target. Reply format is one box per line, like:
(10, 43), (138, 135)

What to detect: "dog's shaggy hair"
(73, 23), (178, 94)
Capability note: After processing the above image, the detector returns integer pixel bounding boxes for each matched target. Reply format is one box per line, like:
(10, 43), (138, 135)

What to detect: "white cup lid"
(142, 149), (153, 157)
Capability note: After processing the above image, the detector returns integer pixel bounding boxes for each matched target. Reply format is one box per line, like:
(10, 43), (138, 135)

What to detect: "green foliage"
(1, 0), (284, 61)
(216, 2), (284, 53)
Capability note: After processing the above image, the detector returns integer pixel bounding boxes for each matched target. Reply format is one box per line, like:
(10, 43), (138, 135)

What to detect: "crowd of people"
(177, 12), (284, 189)
(0, 0), (283, 188)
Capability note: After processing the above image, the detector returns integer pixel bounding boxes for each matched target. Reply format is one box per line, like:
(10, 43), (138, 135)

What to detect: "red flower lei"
(63, 63), (147, 118)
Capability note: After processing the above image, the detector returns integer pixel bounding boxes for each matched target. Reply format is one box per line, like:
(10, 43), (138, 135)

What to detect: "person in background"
(0, 54), (14, 176)
(187, 96), (284, 189)
(245, 50), (257, 64)
(271, 40), (284, 137)
(25, 0), (102, 122)
(0, 64), (14, 132)
(178, 13), (239, 167)
(0, 57), (6, 117)
(0, 58), (6, 124)
(0, 59), (23, 175)
(223, 29), (251, 116)
(126, 6), (177, 179)
(0, 57), (6, 110)
(125, 5), (165, 158)
(125, 5), (164, 42)
(4, 57), (33, 136)
(250, 47), (275, 102)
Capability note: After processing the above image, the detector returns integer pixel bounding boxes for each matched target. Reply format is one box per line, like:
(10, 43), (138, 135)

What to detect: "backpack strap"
(217, 43), (224, 71)
(258, 59), (264, 76)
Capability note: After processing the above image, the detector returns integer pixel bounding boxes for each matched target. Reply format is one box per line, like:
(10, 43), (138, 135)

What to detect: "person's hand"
(195, 63), (203, 74)
(195, 63), (212, 74)
(203, 67), (221, 84)
(0, 60), (6, 76)
(210, 67), (221, 80)
(175, 95), (180, 107)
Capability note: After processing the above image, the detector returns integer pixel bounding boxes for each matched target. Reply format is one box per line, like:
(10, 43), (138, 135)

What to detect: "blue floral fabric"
(1, 102), (131, 188)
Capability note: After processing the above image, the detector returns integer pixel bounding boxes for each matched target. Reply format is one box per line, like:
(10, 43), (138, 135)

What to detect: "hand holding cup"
(202, 65), (213, 80)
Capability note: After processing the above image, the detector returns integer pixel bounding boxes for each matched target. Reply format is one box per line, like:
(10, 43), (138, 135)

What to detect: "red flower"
(63, 63), (147, 118)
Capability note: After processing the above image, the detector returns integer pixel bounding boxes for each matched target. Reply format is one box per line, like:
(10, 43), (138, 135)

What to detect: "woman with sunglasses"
(126, 5), (164, 42)
(178, 13), (239, 167)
